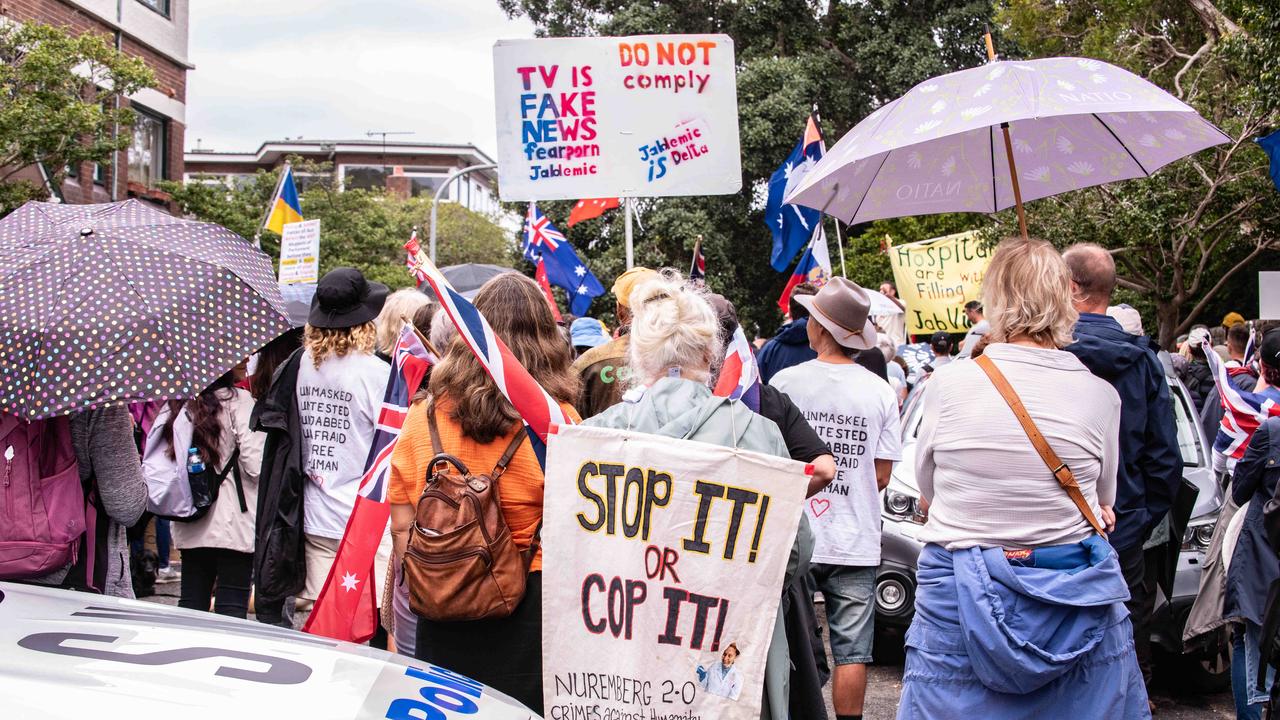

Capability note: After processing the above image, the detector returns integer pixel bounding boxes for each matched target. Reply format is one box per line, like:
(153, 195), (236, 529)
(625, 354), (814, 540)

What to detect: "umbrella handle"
(1000, 122), (1030, 241)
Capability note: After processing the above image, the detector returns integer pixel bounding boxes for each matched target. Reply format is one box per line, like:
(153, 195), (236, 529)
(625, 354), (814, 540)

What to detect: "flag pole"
(832, 218), (848, 278)
(624, 197), (634, 269)
(690, 235), (702, 277)
(984, 31), (1029, 241)
(255, 161), (290, 249)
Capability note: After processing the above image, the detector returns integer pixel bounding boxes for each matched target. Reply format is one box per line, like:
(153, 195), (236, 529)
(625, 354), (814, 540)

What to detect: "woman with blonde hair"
(388, 272), (580, 713)
(897, 239), (1147, 718)
(584, 271), (806, 720)
(374, 288), (431, 361)
(254, 269), (389, 627)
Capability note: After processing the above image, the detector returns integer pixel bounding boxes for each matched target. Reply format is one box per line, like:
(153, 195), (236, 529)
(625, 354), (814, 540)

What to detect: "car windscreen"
(1168, 379), (1204, 467)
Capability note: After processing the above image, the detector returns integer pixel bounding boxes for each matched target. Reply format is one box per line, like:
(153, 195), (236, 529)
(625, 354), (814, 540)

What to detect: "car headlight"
(1182, 516), (1216, 553)
(884, 489), (926, 525)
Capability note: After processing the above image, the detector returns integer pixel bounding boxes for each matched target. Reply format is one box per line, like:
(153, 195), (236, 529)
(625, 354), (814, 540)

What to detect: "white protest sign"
(278, 219), (321, 285)
(1261, 271), (1280, 320)
(493, 34), (742, 200)
(542, 424), (807, 720)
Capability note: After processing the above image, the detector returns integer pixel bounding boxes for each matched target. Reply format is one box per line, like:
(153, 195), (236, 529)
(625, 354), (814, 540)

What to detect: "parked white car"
(0, 581), (540, 719)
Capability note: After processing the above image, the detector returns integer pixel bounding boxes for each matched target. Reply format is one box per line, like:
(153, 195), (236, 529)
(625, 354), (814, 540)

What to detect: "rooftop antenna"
(366, 130), (415, 174)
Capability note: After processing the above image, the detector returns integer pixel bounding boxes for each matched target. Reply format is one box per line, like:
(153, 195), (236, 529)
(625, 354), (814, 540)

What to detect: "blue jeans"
(1233, 625), (1275, 719)
(129, 517), (170, 569)
(1233, 633), (1263, 720)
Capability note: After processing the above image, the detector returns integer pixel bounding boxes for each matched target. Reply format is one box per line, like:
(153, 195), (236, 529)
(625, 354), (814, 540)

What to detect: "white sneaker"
(156, 566), (181, 583)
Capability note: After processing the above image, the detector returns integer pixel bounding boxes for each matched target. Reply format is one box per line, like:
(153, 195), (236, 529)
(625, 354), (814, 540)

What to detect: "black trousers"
(178, 547), (253, 619)
(416, 572), (543, 715)
(1118, 543), (1157, 687)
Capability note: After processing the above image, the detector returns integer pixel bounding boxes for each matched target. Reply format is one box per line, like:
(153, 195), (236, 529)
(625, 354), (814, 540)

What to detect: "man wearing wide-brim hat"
(769, 277), (904, 720)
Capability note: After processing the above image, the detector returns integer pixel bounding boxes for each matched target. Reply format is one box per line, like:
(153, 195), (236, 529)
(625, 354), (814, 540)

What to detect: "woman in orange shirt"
(389, 273), (579, 713)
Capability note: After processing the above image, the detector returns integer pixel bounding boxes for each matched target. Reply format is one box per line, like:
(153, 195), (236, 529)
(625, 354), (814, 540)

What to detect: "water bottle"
(187, 447), (205, 474)
(187, 447), (212, 509)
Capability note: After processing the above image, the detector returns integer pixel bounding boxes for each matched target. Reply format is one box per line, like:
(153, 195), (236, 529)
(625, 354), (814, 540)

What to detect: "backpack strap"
(974, 354), (1107, 536)
(492, 427), (527, 479)
(213, 447), (247, 513)
(426, 400), (444, 457)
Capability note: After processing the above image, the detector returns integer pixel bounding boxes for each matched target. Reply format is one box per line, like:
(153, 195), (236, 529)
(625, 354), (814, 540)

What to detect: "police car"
(0, 581), (540, 719)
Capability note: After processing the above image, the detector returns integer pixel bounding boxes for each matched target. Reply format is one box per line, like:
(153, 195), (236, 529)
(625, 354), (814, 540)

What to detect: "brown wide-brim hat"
(794, 277), (878, 351)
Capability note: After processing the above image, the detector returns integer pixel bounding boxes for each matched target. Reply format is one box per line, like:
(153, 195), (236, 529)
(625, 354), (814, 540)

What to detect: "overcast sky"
(184, 1), (535, 156)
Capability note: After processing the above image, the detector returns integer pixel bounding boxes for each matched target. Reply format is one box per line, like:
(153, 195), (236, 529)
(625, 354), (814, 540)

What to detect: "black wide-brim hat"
(308, 266), (389, 329)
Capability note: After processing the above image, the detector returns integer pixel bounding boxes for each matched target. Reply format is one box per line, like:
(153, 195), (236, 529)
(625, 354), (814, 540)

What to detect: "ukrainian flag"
(265, 165), (304, 234)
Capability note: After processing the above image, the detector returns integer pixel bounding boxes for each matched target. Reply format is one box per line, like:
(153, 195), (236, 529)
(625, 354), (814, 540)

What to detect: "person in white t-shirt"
(770, 277), (902, 720)
(296, 267), (390, 608)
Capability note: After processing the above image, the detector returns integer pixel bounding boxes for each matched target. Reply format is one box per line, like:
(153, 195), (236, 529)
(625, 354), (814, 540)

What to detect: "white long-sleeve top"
(914, 343), (1121, 550)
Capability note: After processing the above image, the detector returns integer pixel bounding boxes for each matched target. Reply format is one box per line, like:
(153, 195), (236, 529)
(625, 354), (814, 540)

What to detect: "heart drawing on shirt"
(810, 498), (831, 517)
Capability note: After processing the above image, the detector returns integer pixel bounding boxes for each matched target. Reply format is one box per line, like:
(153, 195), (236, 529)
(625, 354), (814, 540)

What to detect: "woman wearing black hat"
(293, 268), (390, 612)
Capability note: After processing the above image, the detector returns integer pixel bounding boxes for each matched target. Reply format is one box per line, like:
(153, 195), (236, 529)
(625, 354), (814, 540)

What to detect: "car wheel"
(1158, 642), (1231, 695)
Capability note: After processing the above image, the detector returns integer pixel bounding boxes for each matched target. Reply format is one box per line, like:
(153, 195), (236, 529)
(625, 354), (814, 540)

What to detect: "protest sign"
(542, 424), (807, 720)
(278, 219), (321, 285)
(887, 230), (992, 334)
(1260, 271), (1280, 319)
(493, 35), (742, 201)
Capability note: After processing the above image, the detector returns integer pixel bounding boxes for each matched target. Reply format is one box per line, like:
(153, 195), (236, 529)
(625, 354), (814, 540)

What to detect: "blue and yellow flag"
(265, 165), (303, 234)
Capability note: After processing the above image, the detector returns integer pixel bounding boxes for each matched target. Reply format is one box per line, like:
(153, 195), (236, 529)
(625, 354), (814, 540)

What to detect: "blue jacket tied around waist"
(898, 537), (1150, 719)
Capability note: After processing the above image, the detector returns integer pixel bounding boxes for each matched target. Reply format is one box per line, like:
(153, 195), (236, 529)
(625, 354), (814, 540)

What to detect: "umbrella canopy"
(865, 288), (904, 316)
(0, 200), (291, 420)
(785, 56), (1230, 225)
(418, 263), (516, 300)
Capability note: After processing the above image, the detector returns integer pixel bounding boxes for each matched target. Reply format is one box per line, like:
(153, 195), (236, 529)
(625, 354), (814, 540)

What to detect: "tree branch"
(1178, 239), (1277, 334)
(1173, 38), (1214, 98)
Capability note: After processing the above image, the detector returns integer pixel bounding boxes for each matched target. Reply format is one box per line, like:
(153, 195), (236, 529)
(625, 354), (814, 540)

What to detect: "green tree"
(162, 160), (517, 289)
(0, 22), (154, 213)
(997, 0), (1280, 346)
(497, 0), (1004, 335)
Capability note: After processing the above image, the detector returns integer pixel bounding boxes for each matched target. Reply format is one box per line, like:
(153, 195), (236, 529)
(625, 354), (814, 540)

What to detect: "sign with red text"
(493, 35), (742, 200)
(541, 424), (806, 720)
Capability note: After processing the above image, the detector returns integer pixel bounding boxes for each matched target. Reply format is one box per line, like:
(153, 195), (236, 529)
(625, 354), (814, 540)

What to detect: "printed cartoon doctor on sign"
(696, 642), (744, 700)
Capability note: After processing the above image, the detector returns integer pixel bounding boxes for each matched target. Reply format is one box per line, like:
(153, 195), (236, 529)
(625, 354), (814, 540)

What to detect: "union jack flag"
(303, 324), (434, 642)
(405, 229), (428, 286)
(524, 203), (565, 258)
(1203, 340), (1280, 461)
(713, 326), (762, 413)
(408, 235), (573, 467)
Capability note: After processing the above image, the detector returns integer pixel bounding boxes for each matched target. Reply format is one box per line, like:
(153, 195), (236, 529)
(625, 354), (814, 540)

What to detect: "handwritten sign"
(278, 219), (321, 285)
(493, 35), (742, 200)
(542, 424), (806, 720)
(887, 230), (992, 334)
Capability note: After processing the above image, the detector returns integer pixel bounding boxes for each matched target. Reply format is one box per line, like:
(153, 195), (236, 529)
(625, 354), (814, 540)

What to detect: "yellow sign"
(887, 230), (992, 334)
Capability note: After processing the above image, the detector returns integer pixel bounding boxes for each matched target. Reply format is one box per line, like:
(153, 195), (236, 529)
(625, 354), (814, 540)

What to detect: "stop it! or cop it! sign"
(492, 34), (743, 200)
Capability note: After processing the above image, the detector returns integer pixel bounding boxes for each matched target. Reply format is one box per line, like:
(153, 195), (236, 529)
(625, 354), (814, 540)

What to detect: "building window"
(136, 0), (171, 18)
(294, 171), (331, 193)
(65, 162), (78, 179)
(93, 163), (106, 186)
(128, 108), (166, 187)
(342, 165), (387, 192)
(340, 164), (451, 197)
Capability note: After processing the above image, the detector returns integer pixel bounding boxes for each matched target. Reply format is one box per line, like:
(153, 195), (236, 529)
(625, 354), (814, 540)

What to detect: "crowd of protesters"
(8, 230), (1280, 720)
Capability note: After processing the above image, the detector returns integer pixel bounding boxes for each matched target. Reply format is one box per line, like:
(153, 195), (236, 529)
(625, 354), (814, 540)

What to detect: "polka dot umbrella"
(0, 199), (292, 421)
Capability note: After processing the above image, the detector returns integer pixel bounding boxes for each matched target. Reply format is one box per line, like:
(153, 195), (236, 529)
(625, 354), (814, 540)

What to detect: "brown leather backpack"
(403, 402), (539, 622)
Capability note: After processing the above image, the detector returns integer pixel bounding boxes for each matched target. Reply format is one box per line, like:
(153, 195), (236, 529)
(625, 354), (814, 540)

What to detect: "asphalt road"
(140, 579), (1234, 718)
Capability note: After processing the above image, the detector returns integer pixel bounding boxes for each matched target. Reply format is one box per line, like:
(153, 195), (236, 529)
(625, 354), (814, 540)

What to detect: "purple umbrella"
(0, 200), (291, 420)
(784, 55), (1230, 236)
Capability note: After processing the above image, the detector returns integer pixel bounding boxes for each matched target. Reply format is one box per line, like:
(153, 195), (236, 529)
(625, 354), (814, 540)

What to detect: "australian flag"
(765, 115), (825, 272)
(524, 203), (605, 316)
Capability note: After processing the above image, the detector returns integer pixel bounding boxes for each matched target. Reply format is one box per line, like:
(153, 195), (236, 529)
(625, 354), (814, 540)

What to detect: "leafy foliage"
(997, 0), (1280, 345)
(0, 22), (154, 213)
(162, 159), (517, 289)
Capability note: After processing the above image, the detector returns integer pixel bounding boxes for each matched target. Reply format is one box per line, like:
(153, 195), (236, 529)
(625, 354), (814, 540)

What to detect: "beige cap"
(611, 267), (659, 308)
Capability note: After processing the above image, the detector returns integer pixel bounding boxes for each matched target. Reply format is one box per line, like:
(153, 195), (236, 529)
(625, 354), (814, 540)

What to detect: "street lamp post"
(429, 163), (497, 263)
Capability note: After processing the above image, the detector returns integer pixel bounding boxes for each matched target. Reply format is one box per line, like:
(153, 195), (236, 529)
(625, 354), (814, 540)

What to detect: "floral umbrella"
(784, 56), (1230, 236)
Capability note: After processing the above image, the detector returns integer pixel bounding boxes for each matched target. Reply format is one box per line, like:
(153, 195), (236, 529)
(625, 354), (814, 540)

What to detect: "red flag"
(567, 198), (620, 227)
(302, 327), (434, 643)
(534, 258), (563, 322)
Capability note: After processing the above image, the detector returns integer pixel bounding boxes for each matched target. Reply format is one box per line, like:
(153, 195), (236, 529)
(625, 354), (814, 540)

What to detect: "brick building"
(2, 0), (190, 206)
(184, 139), (501, 216)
